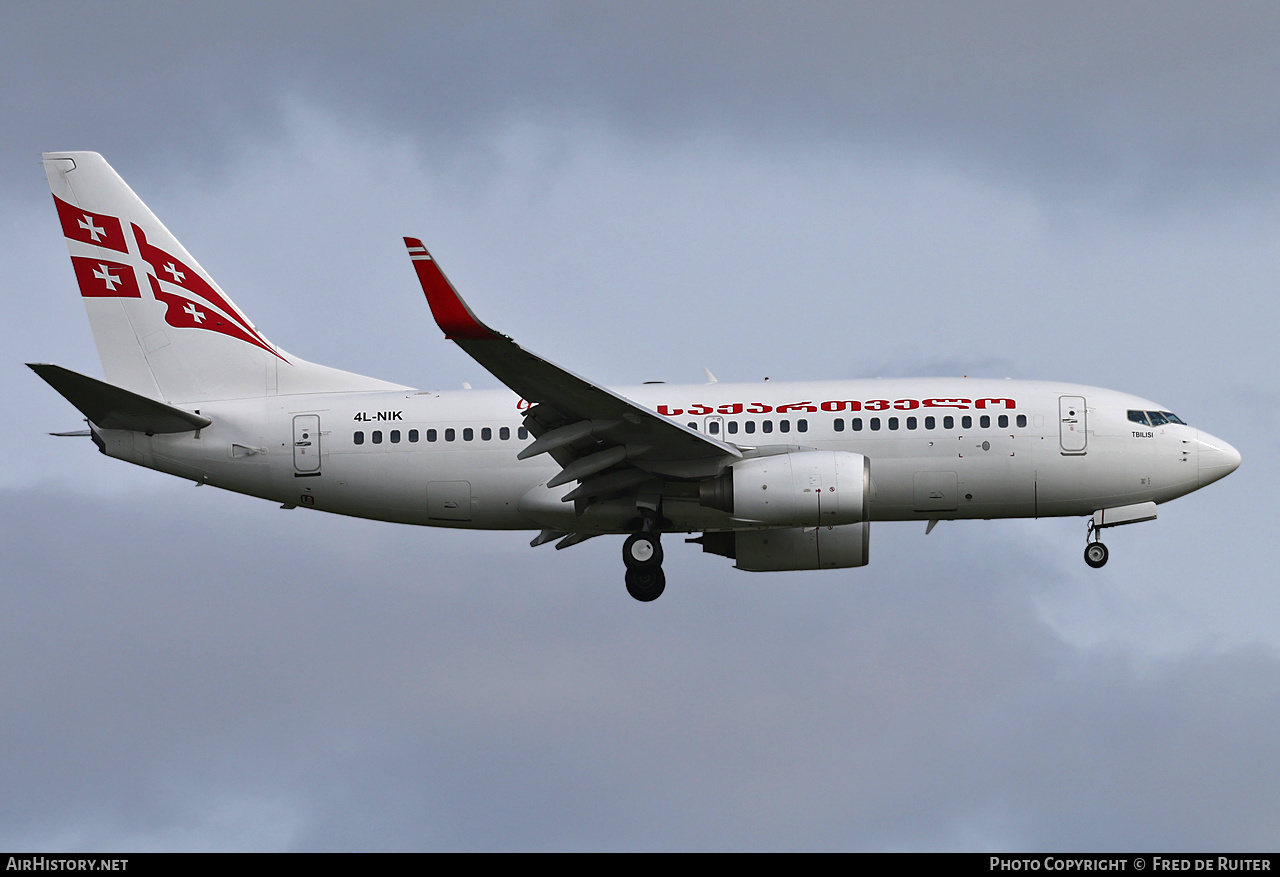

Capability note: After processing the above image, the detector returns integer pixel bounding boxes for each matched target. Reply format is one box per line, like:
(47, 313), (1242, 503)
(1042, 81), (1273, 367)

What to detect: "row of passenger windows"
(356, 414), (1033, 445)
(838, 413), (1026, 432)
(698, 419), (809, 435)
(353, 426), (531, 445)
(698, 413), (1028, 435)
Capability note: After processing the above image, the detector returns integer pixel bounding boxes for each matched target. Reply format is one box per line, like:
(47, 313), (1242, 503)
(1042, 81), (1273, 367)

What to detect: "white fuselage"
(92, 377), (1234, 533)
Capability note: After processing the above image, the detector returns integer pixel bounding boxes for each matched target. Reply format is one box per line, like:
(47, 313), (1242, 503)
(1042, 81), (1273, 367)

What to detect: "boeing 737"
(31, 152), (1241, 601)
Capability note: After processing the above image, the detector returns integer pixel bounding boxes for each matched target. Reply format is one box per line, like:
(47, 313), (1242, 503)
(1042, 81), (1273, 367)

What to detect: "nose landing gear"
(1084, 541), (1109, 568)
(623, 529), (665, 601)
(1084, 520), (1108, 568)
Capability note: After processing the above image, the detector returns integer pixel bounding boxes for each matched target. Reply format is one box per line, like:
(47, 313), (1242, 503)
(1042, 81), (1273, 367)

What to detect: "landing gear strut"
(1084, 520), (1109, 569)
(623, 524), (665, 601)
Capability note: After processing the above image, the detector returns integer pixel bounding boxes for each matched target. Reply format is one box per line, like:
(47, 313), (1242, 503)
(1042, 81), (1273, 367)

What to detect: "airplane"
(30, 152), (1242, 602)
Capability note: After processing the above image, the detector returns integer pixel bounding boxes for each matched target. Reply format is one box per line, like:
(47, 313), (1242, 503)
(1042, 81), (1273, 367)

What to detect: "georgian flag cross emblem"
(53, 195), (128, 253)
(92, 263), (120, 291)
(71, 256), (141, 298)
(79, 215), (105, 242)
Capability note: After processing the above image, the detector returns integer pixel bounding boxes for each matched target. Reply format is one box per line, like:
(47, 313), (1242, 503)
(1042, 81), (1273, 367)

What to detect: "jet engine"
(699, 450), (869, 527)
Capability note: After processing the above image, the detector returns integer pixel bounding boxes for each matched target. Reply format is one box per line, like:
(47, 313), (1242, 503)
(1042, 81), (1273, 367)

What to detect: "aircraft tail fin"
(43, 152), (402, 403)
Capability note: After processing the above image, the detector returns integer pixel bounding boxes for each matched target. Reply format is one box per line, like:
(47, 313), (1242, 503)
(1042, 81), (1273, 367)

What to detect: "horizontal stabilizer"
(28, 363), (211, 433)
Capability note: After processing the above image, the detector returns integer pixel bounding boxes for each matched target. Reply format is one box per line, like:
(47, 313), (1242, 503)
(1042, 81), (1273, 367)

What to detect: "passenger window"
(907, 416), (917, 430)
(834, 418), (844, 432)
(390, 430), (401, 443)
(463, 428), (474, 441)
(779, 420), (790, 433)
(745, 421), (756, 434)
(1016, 415), (1027, 428)
(924, 416), (935, 430)
(998, 415), (1008, 429)
(888, 417), (899, 430)
(797, 419), (808, 433)
(870, 417), (881, 431)
(427, 429), (437, 442)
(709, 421), (720, 434)
(961, 416), (972, 429)
(445, 428), (455, 442)
(481, 427), (492, 441)
(518, 427), (528, 440)
(354, 431), (364, 445)
(852, 418), (863, 431)
(762, 420), (773, 434)
(409, 429), (419, 442)
(944, 416), (954, 429)
(979, 415), (990, 429)
(500, 427), (510, 440)
(727, 421), (739, 435)
(372, 430), (383, 444)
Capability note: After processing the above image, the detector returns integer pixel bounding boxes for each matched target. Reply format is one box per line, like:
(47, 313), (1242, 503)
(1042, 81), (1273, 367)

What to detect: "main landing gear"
(1084, 520), (1109, 569)
(623, 530), (665, 602)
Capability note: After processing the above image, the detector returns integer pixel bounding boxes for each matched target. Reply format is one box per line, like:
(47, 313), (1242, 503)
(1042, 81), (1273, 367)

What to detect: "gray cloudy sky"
(1, 2), (1277, 851)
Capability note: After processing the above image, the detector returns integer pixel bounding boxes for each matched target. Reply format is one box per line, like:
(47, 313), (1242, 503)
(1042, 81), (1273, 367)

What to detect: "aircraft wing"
(404, 238), (740, 499)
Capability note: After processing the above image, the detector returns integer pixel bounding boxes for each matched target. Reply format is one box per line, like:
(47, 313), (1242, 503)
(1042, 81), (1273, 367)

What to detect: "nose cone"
(1197, 430), (1241, 488)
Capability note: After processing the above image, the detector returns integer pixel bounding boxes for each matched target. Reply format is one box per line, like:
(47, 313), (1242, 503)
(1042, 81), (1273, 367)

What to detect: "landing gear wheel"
(625, 567), (666, 602)
(623, 532), (663, 570)
(1084, 541), (1109, 568)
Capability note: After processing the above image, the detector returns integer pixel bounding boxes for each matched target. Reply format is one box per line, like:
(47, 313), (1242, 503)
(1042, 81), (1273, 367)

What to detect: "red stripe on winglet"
(403, 237), (497, 340)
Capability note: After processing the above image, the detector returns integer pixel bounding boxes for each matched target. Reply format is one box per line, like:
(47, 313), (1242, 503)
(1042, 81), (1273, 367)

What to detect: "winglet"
(403, 238), (501, 341)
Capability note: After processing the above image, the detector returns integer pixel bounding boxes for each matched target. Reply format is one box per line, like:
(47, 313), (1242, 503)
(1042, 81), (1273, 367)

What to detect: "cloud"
(1, 486), (1277, 850)
(7, 3), (1280, 198)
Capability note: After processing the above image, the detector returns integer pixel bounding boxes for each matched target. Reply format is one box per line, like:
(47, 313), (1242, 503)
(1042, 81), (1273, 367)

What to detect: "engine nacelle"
(695, 523), (871, 571)
(700, 450), (869, 527)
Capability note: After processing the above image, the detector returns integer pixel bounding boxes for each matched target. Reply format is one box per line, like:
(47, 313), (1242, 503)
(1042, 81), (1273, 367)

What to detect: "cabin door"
(293, 415), (321, 475)
(1058, 396), (1087, 454)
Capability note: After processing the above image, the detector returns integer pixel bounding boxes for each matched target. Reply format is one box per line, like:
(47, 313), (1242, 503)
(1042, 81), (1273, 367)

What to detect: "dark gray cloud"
(3, 486), (1278, 851)
(6, 2), (1280, 199)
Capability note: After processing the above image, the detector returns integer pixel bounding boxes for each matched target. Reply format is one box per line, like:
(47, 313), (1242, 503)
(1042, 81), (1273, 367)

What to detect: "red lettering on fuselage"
(517, 396), (1016, 415)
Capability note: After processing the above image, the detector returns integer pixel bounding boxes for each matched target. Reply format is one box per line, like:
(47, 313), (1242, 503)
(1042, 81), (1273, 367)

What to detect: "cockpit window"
(1129, 409), (1187, 427)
